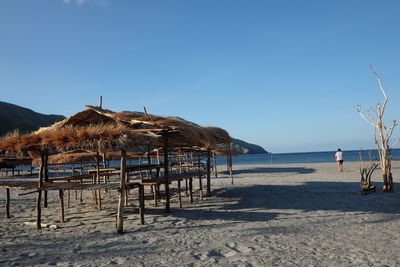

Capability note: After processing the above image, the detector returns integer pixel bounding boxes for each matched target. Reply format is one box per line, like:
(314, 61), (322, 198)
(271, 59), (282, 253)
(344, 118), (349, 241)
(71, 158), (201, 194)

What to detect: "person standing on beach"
(335, 148), (344, 172)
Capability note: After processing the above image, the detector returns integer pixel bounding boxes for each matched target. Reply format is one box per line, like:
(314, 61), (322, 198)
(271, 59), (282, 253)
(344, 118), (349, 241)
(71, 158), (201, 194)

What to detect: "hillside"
(231, 138), (268, 154)
(0, 101), (65, 136)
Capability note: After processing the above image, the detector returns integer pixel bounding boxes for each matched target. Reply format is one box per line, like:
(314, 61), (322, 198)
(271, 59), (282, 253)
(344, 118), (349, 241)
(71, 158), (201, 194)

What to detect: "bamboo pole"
(163, 131), (170, 212)
(206, 149), (211, 196)
(117, 149), (126, 234)
(6, 188), (10, 219)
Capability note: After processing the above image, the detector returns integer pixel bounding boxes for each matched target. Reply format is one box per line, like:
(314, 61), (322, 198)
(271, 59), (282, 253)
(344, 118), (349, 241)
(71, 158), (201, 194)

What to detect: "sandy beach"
(2, 161), (400, 266)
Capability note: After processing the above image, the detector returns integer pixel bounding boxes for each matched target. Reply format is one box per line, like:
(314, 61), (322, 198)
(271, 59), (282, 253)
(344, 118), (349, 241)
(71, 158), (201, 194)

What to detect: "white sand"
(2, 162), (400, 266)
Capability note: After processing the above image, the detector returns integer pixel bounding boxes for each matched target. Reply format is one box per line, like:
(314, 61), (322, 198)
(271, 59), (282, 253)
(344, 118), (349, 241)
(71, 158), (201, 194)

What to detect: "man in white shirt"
(335, 148), (344, 172)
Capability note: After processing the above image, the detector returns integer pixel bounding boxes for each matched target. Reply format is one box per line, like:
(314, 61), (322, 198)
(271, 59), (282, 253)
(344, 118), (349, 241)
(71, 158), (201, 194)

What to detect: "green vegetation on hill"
(231, 138), (268, 154)
(0, 101), (65, 136)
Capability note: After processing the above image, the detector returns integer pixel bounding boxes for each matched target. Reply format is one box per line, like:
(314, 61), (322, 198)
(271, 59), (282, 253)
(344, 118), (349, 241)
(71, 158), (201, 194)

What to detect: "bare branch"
(357, 105), (377, 128)
(385, 120), (398, 142)
(370, 64), (388, 115)
(391, 137), (400, 148)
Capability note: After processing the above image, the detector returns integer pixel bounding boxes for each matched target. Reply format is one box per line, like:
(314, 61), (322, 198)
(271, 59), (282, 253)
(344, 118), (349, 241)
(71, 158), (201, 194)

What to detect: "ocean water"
(217, 149), (400, 165)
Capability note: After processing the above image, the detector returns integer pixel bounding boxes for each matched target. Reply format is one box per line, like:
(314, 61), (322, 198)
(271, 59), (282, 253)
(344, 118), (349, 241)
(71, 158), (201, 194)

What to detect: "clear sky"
(1, 0), (400, 153)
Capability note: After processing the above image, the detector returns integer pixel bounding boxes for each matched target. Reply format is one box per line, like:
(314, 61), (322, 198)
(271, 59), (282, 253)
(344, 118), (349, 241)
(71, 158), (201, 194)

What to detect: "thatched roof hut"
(0, 105), (232, 162)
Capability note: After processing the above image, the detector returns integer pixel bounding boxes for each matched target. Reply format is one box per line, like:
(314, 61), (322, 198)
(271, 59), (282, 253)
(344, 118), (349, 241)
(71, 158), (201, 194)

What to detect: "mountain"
(231, 138), (268, 154)
(0, 101), (65, 136)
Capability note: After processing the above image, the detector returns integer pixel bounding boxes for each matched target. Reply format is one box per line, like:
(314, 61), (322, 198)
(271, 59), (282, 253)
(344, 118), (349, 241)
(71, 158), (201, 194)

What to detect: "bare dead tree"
(357, 66), (397, 192)
(359, 150), (378, 192)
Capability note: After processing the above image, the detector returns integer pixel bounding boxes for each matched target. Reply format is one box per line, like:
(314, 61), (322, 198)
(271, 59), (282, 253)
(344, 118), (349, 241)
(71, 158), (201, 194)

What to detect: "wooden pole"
(117, 149), (126, 234)
(178, 180), (182, 208)
(139, 184), (145, 225)
(206, 149), (211, 196)
(228, 143), (233, 185)
(80, 161), (83, 204)
(59, 189), (65, 223)
(147, 143), (152, 178)
(96, 152), (101, 210)
(213, 152), (218, 178)
(163, 131), (170, 212)
(36, 153), (44, 229)
(189, 177), (193, 203)
(43, 152), (49, 208)
(99, 95), (103, 109)
(6, 188), (10, 219)
(198, 154), (203, 200)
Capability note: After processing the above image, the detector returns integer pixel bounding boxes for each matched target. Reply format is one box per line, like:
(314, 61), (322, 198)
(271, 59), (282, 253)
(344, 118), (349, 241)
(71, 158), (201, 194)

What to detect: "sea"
(216, 149), (400, 166)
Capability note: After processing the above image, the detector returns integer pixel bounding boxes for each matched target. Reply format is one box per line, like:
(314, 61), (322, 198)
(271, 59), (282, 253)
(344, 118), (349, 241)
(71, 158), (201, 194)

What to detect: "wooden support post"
(43, 153), (49, 208)
(139, 184), (145, 225)
(80, 162), (83, 204)
(80, 178), (83, 204)
(228, 143), (233, 185)
(6, 188), (10, 219)
(147, 143), (152, 178)
(178, 180), (182, 208)
(67, 190), (70, 208)
(206, 149), (211, 196)
(153, 185), (158, 207)
(189, 177), (193, 203)
(59, 189), (65, 223)
(36, 153), (44, 229)
(125, 172), (129, 207)
(213, 152), (218, 178)
(163, 131), (170, 212)
(198, 154), (203, 200)
(185, 178), (188, 196)
(98, 190), (102, 210)
(117, 149), (126, 234)
(96, 151), (101, 209)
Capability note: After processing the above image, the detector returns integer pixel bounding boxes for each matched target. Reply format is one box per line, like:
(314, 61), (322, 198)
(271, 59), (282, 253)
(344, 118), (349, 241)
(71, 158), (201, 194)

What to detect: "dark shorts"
(337, 160), (343, 164)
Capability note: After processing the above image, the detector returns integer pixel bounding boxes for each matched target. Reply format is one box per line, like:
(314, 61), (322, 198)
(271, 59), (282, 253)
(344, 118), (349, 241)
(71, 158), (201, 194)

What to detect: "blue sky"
(1, 0), (400, 153)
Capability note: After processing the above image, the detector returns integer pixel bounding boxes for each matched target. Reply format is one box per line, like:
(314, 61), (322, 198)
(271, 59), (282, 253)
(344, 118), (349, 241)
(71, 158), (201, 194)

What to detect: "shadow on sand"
(221, 167), (316, 175)
(171, 181), (400, 224)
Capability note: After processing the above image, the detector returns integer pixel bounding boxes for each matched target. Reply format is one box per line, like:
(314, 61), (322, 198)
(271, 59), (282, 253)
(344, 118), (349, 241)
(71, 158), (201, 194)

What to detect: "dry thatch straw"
(31, 150), (97, 166)
(56, 106), (223, 148)
(1, 106), (232, 158)
(1, 124), (156, 157)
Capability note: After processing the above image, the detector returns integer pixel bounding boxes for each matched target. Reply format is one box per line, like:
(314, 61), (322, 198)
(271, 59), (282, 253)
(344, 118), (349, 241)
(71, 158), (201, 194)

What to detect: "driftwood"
(359, 151), (378, 193)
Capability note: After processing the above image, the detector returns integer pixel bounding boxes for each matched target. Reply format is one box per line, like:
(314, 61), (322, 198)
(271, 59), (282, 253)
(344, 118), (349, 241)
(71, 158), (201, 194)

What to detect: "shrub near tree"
(357, 66), (398, 192)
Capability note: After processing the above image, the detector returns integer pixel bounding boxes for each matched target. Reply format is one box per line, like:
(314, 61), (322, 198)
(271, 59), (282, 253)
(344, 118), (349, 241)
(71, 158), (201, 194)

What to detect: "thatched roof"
(0, 106), (231, 158)
(31, 150), (97, 166)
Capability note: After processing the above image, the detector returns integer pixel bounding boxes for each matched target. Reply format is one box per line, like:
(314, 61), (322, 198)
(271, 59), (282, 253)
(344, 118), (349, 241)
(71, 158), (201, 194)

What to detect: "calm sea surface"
(217, 149), (400, 165)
